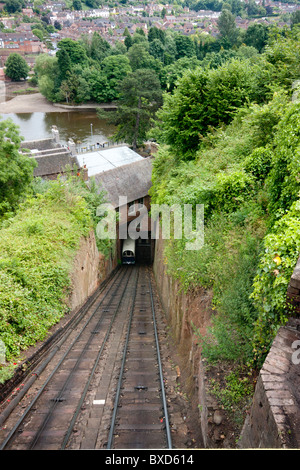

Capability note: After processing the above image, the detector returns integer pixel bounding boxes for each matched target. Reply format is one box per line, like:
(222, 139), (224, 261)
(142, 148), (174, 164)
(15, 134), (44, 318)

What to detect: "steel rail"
(0, 267), (128, 450)
(106, 266), (172, 449)
(61, 266), (136, 449)
(106, 266), (140, 450)
(148, 269), (172, 449)
(0, 266), (120, 414)
(29, 266), (133, 450)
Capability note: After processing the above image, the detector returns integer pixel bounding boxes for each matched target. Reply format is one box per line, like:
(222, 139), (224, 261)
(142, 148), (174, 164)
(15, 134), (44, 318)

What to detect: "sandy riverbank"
(0, 92), (117, 114)
(0, 92), (72, 114)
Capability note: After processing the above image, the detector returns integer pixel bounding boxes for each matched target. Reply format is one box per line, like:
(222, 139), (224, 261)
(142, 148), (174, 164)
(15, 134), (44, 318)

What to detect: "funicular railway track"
(0, 265), (172, 450)
(107, 266), (172, 450)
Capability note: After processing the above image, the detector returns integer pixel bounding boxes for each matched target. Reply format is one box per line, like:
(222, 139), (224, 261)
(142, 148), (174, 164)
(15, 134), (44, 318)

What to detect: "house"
(92, 155), (152, 210)
(21, 128), (80, 180)
(0, 32), (45, 56)
(164, 15), (176, 23)
(22, 8), (34, 18)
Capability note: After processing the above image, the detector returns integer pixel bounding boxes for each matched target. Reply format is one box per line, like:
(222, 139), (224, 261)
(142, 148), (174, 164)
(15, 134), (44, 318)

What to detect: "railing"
(75, 141), (126, 154)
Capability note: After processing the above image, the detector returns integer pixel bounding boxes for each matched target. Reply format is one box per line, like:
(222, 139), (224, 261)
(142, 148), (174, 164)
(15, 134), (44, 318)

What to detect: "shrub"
(212, 170), (256, 213)
(0, 180), (92, 365)
(244, 147), (273, 182)
(251, 198), (300, 366)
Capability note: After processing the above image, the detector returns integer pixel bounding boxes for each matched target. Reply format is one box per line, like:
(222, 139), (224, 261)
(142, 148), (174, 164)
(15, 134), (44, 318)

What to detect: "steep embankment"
(0, 178), (113, 384)
(150, 34), (300, 445)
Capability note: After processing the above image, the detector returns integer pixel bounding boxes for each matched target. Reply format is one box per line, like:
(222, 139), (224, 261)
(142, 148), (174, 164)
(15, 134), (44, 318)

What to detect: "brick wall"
(238, 256), (300, 448)
(238, 319), (300, 448)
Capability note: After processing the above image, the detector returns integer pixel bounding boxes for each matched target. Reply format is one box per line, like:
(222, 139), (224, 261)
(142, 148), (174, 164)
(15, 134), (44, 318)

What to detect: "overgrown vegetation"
(149, 25), (300, 421)
(2, 0), (300, 428)
(0, 121), (111, 383)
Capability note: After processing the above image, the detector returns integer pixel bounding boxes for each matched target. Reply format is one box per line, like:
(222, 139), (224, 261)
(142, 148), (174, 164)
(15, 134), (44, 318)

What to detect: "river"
(0, 83), (116, 146)
(1, 110), (116, 147)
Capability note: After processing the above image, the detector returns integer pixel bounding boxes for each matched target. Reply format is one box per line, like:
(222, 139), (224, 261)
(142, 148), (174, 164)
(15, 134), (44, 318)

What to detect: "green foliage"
(0, 119), (36, 217)
(244, 147), (273, 182)
(265, 28), (300, 87)
(150, 81), (300, 370)
(217, 8), (239, 46)
(251, 199), (300, 366)
(57, 38), (89, 67)
(209, 369), (254, 424)
(0, 174), (113, 380)
(244, 23), (269, 52)
(154, 58), (271, 158)
(0, 180), (92, 364)
(35, 54), (59, 101)
(212, 170), (256, 213)
(265, 102), (300, 219)
(104, 68), (162, 150)
(5, 53), (29, 81)
(5, 0), (23, 13)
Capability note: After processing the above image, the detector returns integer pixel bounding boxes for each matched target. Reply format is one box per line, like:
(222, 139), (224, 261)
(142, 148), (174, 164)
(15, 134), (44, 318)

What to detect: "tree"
(57, 47), (72, 82)
(0, 119), (36, 217)
(174, 34), (196, 59)
(107, 69), (162, 150)
(90, 32), (111, 62)
(83, 67), (109, 102)
(148, 26), (166, 45)
(161, 56), (201, 91)
(73, 0), (82, 9)
(149, 38), (165, 61)
(127, 43), (160, 72)
(5, 0), (23, 13)
(217, 9), (239, 46)
(32, 28), (44, 41)
(57, 38), (88, 66)
(54, 20), (61, 30)
(244, 23), (269, 52)
(124, 28), (132, 50)
(5, 53), (29, 81)
(101, 55), (132, 101)
(57, 65), (90, 104)
(154, 59), (269, 158)
(291, 10), (300, 27)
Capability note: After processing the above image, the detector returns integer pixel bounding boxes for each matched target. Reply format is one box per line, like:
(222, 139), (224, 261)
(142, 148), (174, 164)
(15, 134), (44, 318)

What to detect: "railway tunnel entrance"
(116, 191), (155, 266)
(121, 234), (155, 265)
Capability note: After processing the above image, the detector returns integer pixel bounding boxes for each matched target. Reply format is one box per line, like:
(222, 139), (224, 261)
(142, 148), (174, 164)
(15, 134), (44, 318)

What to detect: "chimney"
(68, 138), (76, 156)
(83, 165), (88, 181)
(51, 125), (60, 144)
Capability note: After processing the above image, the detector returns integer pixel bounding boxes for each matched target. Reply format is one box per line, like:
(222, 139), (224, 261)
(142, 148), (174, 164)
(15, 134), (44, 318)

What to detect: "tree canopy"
(5, 53), (29, 81)
(105, 68), (162, 150)
(0, 119), (36, 217)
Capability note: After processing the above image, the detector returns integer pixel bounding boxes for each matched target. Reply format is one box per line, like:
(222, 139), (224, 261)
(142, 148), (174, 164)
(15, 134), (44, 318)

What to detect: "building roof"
(92, 157), (152, 208)
(22, 138), (79, 178)
(32, 151), (79, 177)
(76, 145), (144, 176)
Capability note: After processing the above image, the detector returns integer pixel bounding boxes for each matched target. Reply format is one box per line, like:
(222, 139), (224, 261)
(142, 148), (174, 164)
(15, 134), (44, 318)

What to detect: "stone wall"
(153, 237), (214, 446)
(68, 230), (117, 311)
(153, 237), (300, 449)
(153, 237), (213, 377)
(286, 255), (300, 315)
